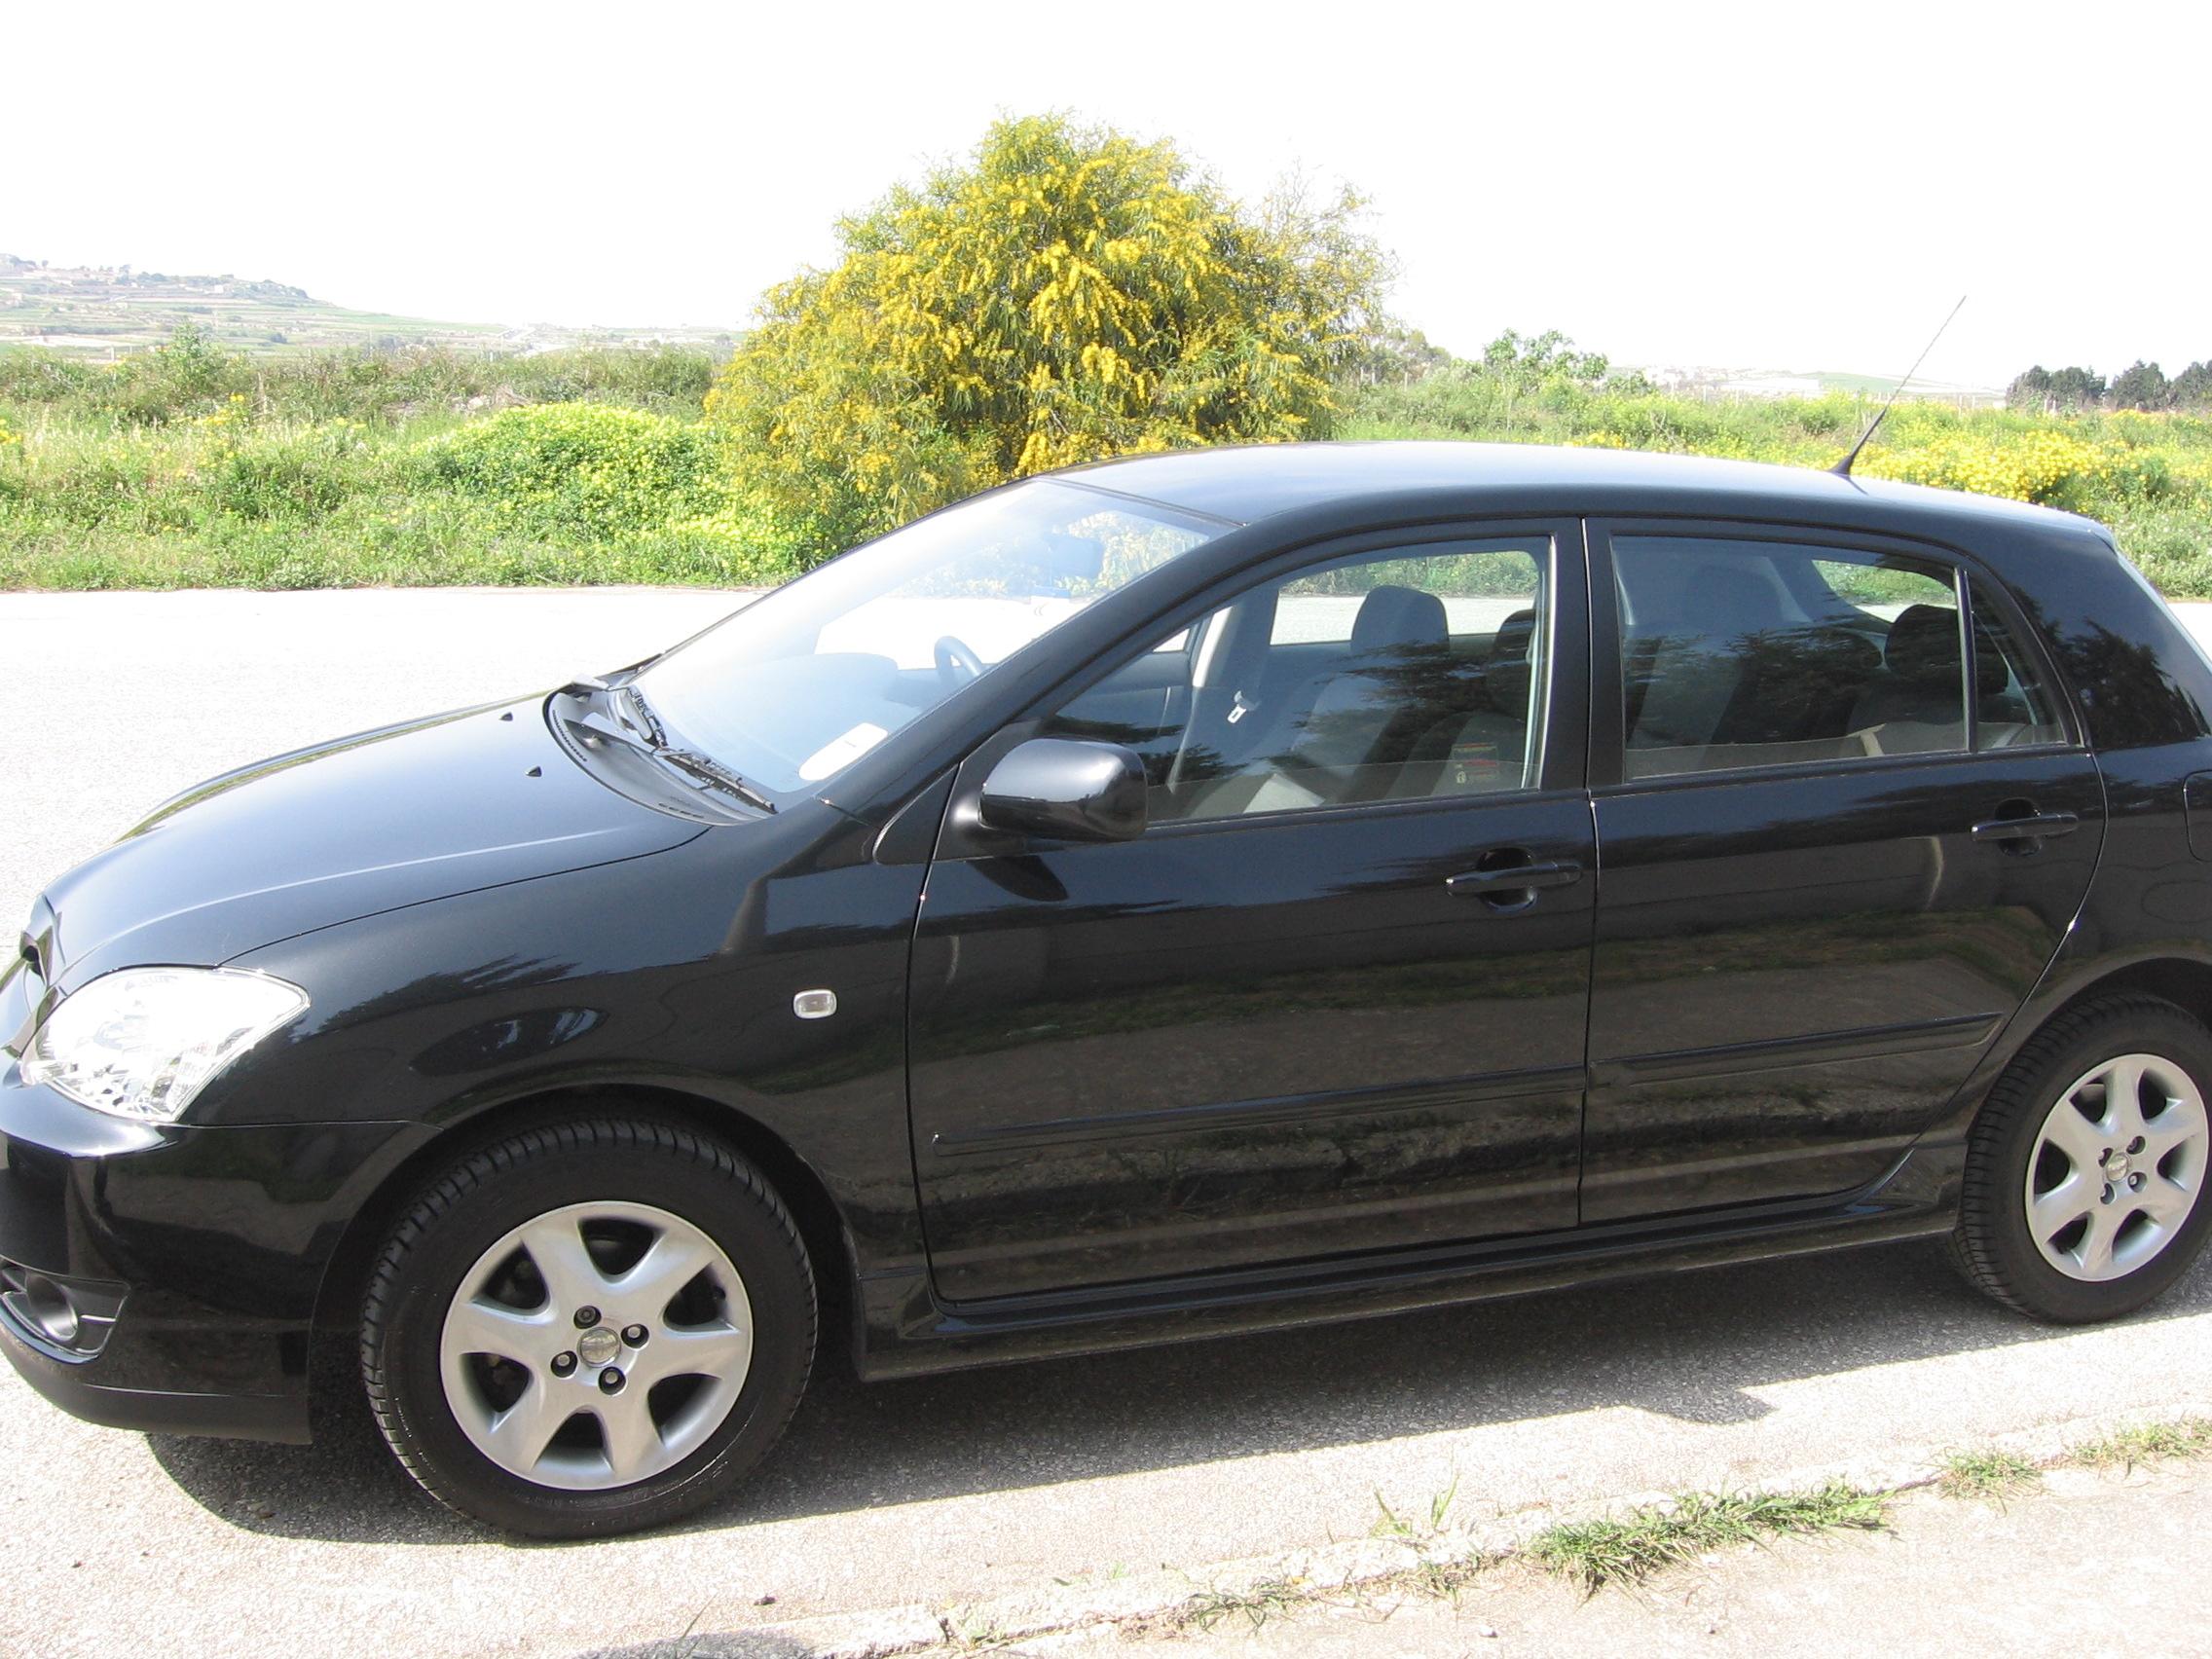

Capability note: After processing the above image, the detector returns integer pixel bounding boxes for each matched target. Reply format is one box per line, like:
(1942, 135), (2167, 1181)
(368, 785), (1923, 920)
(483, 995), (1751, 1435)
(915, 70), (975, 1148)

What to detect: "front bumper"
(0, 1063), (430, 1442)
(1, 1311), (309, 1441)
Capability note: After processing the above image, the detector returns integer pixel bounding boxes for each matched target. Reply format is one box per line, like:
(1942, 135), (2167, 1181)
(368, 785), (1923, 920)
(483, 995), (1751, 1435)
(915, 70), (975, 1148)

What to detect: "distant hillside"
(0, 255), (739, 358)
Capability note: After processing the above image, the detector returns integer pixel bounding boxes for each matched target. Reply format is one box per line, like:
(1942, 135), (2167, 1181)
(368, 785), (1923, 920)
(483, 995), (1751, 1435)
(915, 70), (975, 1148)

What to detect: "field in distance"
(0, 255), (737, 358)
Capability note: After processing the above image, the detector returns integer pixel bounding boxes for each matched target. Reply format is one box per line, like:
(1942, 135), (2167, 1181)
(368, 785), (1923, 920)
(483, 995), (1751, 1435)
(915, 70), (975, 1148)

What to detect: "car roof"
(1060, 440), (2109, 548)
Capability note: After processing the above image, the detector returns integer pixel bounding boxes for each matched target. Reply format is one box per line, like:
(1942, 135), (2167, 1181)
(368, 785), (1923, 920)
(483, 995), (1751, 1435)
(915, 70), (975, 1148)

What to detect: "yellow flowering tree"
(708, 115), (1392, 553)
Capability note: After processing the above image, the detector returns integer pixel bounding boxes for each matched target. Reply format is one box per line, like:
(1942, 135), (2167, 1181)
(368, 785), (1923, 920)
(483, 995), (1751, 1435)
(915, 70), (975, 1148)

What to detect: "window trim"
(1587, 516), (2084, 794)
(1964, 569), (2081, 755)
(935, 518), (1591, 858)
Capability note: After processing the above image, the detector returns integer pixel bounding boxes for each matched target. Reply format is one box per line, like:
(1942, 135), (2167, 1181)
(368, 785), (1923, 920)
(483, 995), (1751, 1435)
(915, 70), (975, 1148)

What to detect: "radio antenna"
(1831, 294), (1968, 477)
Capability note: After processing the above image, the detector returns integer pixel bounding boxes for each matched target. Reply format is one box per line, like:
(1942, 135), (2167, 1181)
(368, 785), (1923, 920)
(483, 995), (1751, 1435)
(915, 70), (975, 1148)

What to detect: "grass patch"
(1174, 1575), (1315, 1633)
(1399, 1553), (1489, 1604)
(1937, 1448), (2045, 1504)
(2070, 1418), (2212, 1471)
(1932, 1419), (2212, 1502)
(1371, 1474), (1460, 1539)
(982, 1427), (2212, 1648)
(0, 401), (805, 590)
(1526, 1483), (1888, 1595)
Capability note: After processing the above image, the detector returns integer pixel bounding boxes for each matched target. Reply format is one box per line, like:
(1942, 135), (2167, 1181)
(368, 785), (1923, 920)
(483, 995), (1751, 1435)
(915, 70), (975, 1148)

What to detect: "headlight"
(20, 967), (309, 1123)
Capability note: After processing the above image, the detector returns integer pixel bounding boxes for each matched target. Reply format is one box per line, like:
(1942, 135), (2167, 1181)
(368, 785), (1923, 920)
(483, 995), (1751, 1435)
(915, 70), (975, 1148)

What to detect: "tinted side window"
(1969, 576), (2068, 749)
(1614, 535), (1967, 780)
(1042, 538), (1552, 823)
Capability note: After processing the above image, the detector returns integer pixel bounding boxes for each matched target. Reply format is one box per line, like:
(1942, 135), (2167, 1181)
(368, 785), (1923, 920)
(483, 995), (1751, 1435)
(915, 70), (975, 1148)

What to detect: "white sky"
(8, 0), (2205, 387)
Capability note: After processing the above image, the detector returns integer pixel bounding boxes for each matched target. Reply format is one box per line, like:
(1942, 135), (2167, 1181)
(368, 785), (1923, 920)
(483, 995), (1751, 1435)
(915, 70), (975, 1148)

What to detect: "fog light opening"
(0, 1259), (124, 1358)
(16, 1274), (80, 1346)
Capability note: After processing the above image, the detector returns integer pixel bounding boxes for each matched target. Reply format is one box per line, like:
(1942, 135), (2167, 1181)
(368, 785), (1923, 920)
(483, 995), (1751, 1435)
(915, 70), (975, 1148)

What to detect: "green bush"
(80, 323), (246, 424)
(414, 402), (806, 580)
(205, 421), (379, 520)
(0, 350), (99, 408)
(418, 403), (720, 535)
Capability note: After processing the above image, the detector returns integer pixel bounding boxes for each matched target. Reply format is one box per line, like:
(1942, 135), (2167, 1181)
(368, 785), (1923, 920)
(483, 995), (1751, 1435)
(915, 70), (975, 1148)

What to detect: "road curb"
(734, 1398), (2212, 1657)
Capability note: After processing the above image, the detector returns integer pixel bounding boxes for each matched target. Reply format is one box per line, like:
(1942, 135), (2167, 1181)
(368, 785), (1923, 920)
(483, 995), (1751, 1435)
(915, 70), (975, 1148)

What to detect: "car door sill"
(929, 1144), (1955, 1332)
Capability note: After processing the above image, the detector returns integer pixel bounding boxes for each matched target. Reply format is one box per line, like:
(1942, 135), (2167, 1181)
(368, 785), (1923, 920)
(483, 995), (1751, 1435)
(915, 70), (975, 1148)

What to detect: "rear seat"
(1390, 608), (1538, 797)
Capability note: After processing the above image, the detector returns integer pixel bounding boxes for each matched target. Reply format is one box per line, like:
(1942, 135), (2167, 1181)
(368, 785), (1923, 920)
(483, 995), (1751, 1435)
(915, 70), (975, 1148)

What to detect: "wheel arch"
(2038, 955), (2212, 1037)
(1947, 952), (2212, 1321)
(307, 1082), (860, 1399)
(1924, 950), (2212, 1154)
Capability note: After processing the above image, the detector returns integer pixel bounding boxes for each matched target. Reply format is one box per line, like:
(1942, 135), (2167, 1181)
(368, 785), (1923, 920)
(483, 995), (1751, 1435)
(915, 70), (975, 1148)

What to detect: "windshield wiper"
(656, 746), (778, 815)
(597, 681), (777, 814)
(613, 682), (668, 749)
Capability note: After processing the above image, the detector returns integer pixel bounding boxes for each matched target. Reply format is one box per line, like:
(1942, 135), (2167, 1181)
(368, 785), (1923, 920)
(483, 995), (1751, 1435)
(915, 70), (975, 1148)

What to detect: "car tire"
(1953, 995), (2212, 1323)
(360, 1117), (814, 1537)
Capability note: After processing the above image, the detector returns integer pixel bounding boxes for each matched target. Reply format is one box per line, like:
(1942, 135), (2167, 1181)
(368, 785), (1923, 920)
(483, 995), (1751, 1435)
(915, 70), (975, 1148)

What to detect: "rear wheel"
(1954, 997), (2212, 1322)
(361, 1118), (814, 1537)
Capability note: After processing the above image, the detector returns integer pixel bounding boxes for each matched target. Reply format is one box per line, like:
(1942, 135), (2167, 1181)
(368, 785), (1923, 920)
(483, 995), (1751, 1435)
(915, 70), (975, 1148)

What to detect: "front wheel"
(1953, 996), (2212, 1323)
(360, 1119), (815, 1536)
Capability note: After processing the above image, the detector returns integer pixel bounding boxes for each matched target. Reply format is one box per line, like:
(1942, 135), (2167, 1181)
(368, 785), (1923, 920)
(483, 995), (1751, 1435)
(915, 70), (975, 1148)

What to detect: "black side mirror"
(977, 739), (1148, 843)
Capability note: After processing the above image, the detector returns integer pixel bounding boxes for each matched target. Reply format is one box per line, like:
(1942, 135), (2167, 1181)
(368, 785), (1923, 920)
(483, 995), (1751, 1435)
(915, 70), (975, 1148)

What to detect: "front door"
(1581, 523), (2106, 1221)
(906, 525), (1596, 1303)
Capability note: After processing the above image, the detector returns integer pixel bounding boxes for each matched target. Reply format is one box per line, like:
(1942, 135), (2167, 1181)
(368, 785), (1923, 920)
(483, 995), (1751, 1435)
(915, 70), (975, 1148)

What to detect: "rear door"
(1581, 522), (2105, 1222)
(905, 524), (1597, 1303)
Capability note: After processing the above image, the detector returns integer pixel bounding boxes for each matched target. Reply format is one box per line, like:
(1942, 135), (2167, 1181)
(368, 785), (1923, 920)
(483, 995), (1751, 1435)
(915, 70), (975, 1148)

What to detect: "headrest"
(1490, 608), (1536, 664)
(1350, 585), (1449, 655)
(1969, 613), (2015, 697)
(1884, 604), (1964, 684)
(1806, 625), (1883, 678)
(1486, 608), (1537, 716)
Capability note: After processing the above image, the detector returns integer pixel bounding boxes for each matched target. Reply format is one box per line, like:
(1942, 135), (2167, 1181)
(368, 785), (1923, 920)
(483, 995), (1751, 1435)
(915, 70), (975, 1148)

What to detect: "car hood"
(37, 698), (707, 984)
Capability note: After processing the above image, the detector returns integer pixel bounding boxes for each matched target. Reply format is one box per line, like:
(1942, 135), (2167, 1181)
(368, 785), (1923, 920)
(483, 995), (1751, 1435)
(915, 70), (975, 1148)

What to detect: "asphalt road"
(6, 588), (2212, 1659)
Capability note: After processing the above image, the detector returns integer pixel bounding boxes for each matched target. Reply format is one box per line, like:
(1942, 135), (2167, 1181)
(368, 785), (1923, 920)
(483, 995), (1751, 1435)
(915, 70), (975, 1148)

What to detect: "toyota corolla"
(7, 442), (2212, 1536)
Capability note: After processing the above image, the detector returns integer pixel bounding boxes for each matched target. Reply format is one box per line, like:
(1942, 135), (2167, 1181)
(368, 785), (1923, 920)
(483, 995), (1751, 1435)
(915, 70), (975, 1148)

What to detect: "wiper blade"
(588, 680), (776, 814)
(614, 683), (668, 750)
(658, 747), (778, 814)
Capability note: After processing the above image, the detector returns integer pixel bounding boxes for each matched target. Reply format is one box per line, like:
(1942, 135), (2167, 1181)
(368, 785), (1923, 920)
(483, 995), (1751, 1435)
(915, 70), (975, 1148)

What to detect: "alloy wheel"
(2023, 1051), (2210, 1283)
(438, 1200), (754, 1490)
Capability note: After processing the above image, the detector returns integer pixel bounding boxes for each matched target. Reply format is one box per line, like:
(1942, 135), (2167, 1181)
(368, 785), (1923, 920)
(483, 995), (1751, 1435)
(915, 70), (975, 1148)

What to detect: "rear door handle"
(1971, 812), (2080, 844)
(1447, 860), (1584, 897)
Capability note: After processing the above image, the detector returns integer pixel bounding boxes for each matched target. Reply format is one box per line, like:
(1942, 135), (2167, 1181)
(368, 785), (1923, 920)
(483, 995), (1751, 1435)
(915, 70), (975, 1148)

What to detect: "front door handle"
(1971, 811), (2080, 845)
(1447, 859), (1584, 901)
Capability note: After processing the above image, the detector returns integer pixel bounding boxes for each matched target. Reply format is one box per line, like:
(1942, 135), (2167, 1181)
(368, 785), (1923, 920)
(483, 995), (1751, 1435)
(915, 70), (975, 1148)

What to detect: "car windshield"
(633, 478), (1231, 796)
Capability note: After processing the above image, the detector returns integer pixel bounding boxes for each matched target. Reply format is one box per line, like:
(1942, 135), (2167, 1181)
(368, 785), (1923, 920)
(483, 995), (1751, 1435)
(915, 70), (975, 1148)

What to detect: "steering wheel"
(934, 634), (984, 687)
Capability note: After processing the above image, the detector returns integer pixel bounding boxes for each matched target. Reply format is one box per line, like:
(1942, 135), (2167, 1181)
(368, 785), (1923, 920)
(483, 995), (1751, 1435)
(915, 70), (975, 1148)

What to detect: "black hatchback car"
(8, 442), (2212, 1535)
